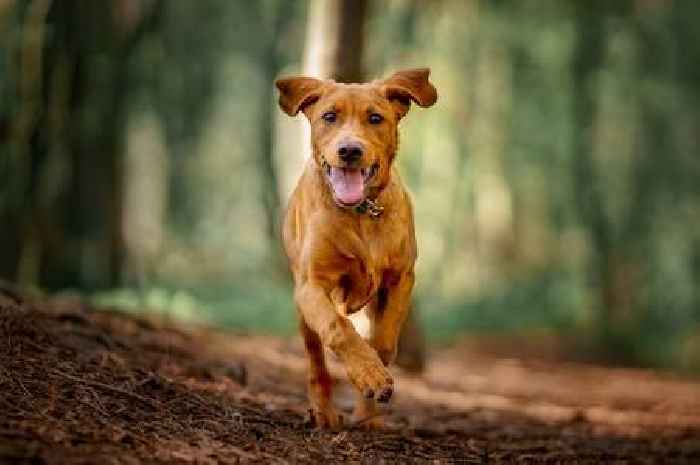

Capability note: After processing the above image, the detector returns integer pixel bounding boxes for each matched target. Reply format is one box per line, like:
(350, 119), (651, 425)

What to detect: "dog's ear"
(275, 76), (326, 116)
(380, 68), (438, 118)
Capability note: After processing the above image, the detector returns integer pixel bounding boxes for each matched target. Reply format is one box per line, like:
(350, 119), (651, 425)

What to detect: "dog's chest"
(343, 222), (405, 313)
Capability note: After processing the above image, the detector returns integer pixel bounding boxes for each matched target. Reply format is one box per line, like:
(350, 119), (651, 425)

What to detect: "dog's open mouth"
(323, 161), (378, 207)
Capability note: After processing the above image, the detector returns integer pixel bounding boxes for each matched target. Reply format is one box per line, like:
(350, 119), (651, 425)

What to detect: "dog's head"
(276, 68), (437, 207)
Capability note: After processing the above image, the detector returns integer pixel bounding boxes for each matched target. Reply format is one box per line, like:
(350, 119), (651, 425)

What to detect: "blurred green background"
(2, 0), (700, 371)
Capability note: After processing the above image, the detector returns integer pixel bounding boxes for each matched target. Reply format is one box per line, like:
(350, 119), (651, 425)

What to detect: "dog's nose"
(338, 142), (363, 162)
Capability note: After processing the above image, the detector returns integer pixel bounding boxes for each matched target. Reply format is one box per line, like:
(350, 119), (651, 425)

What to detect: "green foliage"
(426, 270), (586, 342)
(93, 282), (296, 335)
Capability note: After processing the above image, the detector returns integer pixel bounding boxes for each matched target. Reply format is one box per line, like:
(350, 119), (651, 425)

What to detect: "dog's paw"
(354, 414), (385, 430)
(375, 347), (397, 367)
(307, 407), (343, 430)
(345, 348), (394, 404)
(352, 397), (385, 430)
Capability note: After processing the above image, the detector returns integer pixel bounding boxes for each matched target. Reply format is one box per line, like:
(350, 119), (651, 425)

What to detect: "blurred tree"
(1, 0), (162, 289)
(568, 0), (700, 362)
(150, 1), (232, 234)
(571, 1), (618, 342)
(2, 0), (699, 370)
(255, 1), (297, 272)
(303, 0), (366, 81)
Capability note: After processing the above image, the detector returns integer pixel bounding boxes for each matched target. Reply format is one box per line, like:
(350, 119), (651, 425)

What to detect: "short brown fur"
(276, 68), (437, 429)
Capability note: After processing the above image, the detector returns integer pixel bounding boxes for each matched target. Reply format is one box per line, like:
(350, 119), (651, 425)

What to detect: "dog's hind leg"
(348, 309), (384, 429)
(368, 270), (415, 368)
(299, 318), (341, 429)
(349, 271), (414, 429)
(352, 390), (385, 430)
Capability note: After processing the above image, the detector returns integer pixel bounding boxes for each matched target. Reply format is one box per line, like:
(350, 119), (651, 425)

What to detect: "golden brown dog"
(276, 68), (437, 428)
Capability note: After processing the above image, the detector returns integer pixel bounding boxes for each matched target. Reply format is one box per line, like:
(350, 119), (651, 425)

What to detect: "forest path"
(1, 290), (699, 464)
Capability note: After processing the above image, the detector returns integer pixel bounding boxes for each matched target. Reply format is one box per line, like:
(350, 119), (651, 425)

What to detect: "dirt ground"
(1, 288), (699, 464)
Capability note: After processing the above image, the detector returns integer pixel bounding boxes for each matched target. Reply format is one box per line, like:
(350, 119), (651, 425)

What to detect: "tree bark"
(1, 0), (161, 290)
(256, 1), (296, 275)
(571, 3), (634, 354)
(303, 0), (366, 81)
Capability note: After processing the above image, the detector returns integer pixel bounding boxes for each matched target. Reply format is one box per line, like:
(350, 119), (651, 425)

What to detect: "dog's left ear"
(381, 68), (438, 119)
(275, 76), (327, 117)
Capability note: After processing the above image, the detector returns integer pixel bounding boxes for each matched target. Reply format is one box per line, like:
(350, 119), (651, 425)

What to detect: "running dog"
(276, 68), (437, 428)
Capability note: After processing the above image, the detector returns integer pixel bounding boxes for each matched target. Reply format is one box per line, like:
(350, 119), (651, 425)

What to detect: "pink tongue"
(328, 167), (364, 205)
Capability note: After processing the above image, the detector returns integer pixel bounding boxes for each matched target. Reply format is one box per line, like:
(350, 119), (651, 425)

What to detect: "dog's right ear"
(275, 76), (326, 116)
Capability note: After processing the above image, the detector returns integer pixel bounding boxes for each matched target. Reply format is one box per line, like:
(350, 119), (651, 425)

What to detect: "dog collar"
(354, 198), (384, 218)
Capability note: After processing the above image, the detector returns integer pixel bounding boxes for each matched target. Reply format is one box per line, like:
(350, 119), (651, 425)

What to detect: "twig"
(50, 369), (158, 409)
(83, 386), (109, 417)
(0, 366), (30, 397)
(225, 444), (258, 461)
(15, 376), (30, 397)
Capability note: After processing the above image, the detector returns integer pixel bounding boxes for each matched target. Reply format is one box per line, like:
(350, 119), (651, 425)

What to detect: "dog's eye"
(322, 111), (337, 123)
(368, 113), (383, 125)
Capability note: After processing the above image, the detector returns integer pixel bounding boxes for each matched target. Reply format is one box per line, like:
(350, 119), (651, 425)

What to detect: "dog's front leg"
(295, 282), (394, 421)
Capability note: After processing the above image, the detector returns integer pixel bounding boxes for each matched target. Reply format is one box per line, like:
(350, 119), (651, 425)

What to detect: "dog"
(275, 68), (437, 428)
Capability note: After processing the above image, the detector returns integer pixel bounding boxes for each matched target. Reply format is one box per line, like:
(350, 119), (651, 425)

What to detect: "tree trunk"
(303, 0), (366, 82)
(1, 0), (161, 290)
(256, 1), (296, 275)
(571, 4), (631, 356)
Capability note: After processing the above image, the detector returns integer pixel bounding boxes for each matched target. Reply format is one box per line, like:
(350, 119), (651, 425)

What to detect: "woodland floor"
(1, 288), (700, 464)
